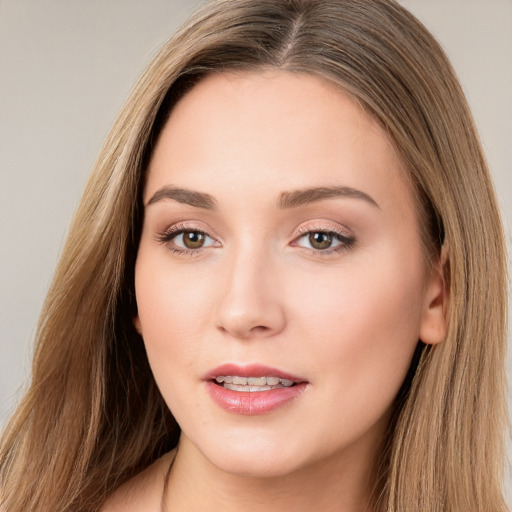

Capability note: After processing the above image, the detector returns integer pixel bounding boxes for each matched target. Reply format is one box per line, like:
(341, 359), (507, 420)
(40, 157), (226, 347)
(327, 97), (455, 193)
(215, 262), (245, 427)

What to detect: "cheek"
(133, 251), (214, 407)
(288, 251), (425, 403)
(135, 250), (211, 341)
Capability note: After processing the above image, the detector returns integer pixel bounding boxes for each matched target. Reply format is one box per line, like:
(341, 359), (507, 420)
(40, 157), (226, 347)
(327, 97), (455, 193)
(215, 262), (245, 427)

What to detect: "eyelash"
(293, 226), (356, 255)
(155, 223), (214, 257)
(155, 223), (356, 257)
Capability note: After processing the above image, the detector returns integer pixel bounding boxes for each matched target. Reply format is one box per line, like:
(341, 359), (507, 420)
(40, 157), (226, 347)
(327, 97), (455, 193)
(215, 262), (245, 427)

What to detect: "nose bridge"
(215, 236), (285, 339)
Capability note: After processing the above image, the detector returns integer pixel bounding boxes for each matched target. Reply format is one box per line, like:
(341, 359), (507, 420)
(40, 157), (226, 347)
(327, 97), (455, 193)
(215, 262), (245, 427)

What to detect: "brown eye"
(293, 228), (354, 254)
(309, 232), (333, 250)
(182, 231), (206, 249)
(158, 227), (219, 253)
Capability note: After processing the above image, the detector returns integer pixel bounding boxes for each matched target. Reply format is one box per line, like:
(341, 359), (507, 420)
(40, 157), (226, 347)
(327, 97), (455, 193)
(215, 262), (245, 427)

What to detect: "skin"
(103, 70), (447, 511)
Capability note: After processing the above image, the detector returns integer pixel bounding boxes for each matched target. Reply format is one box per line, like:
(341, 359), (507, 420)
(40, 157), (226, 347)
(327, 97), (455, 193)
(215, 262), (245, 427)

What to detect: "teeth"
(214, 376), (295, 388)
(224, 384), (274, 392)
(247, 377), (266, 385)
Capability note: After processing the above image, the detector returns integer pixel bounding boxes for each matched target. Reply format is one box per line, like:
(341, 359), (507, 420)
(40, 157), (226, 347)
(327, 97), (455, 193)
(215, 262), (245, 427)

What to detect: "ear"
(419, 246), (449, 345)
(133, 315), (143, 336)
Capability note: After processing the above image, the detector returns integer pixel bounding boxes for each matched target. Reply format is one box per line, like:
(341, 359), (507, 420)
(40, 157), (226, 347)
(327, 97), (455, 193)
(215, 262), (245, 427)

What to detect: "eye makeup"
(155, 220), (356, 258)
(155, 222), (220, 256)
(292, 224), (356, 255)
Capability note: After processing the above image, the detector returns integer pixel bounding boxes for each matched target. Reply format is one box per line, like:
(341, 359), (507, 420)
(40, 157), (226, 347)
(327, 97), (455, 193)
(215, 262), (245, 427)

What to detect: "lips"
(204, 364), (309, 415)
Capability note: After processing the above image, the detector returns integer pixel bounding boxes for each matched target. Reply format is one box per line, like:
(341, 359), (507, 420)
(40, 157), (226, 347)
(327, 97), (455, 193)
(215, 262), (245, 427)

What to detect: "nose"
(215, 247), (286, 340)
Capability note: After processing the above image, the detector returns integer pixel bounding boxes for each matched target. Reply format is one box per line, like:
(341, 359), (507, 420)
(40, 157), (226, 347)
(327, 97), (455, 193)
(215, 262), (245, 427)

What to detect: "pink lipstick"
(204, 364), (308, 415)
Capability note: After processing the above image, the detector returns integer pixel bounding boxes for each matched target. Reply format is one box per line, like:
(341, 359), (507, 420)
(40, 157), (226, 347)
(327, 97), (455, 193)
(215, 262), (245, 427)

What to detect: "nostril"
(252, 325), (270, 333)
(216, 322), (274, 339)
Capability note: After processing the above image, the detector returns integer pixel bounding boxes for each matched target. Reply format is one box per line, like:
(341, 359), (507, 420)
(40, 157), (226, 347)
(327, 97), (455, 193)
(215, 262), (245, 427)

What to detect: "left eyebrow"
(278, 186), (380, 210)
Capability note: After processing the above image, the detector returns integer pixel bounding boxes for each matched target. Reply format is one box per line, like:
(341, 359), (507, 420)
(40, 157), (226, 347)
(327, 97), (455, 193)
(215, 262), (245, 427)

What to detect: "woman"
(0, 0), (508, 511)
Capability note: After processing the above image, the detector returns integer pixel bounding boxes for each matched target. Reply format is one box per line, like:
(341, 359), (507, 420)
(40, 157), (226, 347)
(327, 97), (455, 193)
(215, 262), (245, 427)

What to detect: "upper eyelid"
(296, 225), (347, 233)
(159, 221), (216, 237)
(295, 222), (353, 237)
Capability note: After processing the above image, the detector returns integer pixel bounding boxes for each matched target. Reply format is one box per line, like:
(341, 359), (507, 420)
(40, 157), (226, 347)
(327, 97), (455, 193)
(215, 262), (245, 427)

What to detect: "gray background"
(0, 0), (510, 501)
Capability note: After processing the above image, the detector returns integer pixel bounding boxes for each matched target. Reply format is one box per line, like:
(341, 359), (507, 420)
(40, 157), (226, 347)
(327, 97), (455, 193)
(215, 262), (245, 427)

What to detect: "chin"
(212, 452), (302, 479)
(193, 432), (307, 478)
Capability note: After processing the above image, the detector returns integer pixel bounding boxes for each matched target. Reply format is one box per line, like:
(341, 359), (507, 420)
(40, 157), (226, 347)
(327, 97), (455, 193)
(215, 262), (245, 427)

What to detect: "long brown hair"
(1, 1), (508, 510)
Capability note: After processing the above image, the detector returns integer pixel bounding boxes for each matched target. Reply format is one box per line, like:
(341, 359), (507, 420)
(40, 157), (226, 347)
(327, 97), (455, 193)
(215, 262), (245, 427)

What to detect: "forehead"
(145, 70), (415, 221)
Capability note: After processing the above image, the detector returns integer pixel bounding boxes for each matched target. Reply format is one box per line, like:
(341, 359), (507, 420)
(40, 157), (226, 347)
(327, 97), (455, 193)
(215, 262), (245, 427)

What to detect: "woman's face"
(135, 71), (445, 478)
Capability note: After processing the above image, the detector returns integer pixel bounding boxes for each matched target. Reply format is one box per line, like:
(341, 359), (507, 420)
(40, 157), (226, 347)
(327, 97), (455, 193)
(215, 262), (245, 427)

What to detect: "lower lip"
(205, 381), (308, 415)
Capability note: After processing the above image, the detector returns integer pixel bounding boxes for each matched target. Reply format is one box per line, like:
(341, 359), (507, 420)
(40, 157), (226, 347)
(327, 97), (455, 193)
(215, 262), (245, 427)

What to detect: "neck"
(163, 434), (384, 512)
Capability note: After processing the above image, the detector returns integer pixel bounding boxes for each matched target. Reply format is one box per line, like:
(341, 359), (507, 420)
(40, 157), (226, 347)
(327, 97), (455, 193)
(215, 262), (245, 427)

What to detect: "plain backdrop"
(0, 0), (511, 501)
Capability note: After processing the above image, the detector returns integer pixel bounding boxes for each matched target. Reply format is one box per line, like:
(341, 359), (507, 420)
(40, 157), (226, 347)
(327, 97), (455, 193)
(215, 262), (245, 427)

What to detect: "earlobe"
(419, 246), (449, 345)
(133, 315), (143, 336)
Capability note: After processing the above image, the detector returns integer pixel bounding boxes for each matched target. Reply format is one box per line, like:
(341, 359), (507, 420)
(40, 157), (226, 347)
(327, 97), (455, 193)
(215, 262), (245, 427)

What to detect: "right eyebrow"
(146, 185), (218, 210)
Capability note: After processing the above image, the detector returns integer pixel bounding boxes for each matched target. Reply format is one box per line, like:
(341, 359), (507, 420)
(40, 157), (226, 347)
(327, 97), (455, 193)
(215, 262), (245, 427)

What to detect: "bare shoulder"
(100, 450), (176, 512)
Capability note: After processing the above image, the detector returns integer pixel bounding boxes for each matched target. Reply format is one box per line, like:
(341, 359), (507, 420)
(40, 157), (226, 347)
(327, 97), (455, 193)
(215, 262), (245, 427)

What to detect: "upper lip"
(203, 363), (307, 383)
